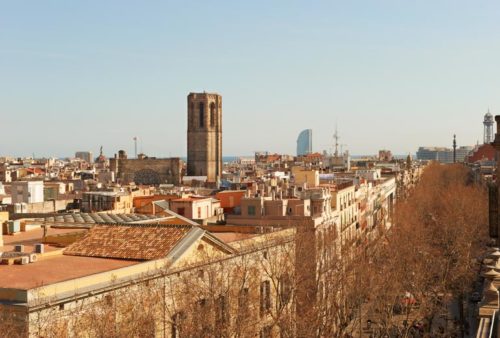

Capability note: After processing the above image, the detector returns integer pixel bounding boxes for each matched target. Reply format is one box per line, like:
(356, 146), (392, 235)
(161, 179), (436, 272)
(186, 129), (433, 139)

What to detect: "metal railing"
(490, 310), (497, 338)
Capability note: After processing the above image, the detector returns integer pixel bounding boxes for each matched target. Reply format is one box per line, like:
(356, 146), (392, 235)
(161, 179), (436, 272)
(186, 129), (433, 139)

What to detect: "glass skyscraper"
(297, 129), (312, 156)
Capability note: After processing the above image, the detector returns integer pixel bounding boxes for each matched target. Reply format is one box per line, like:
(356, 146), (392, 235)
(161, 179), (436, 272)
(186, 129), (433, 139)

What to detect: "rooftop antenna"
(333, 123), (340, 157)
(340, 144), (347, 155)
(133, 137), (138, 158)
(453, 134), (457, 163)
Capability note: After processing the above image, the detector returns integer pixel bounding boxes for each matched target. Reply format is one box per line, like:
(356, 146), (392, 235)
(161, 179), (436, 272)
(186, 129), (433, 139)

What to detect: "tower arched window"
(190, 102), (194, 127)
(199, 103), (205, 128)
(210, 103), (216, 127)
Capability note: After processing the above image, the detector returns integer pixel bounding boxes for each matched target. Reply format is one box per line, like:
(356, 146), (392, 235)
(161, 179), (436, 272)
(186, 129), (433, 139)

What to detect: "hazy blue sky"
(2, 1), (500, 158)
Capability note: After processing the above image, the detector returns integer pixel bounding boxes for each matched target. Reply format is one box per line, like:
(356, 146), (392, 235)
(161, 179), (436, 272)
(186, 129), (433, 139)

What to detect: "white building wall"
(11, 181), (44, 204)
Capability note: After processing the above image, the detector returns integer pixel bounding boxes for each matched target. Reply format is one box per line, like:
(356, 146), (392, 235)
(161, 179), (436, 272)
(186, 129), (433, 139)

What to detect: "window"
(196, 298), (209, 333)
(279, 275), (292, 307)
(171, 312), (185, 338)
(248, 205), (256, 216)
(238, 287), (249, 311)
(260, 280), (271, 316)
(197, 207), (201, 218)
(216, 295), (229, 327)
(260, 325), (272, 338)
(105, 294), (113, 306)
(199, 102), (205, 128)
(177, 207), (185, 216)
(210, 102), (216, 127)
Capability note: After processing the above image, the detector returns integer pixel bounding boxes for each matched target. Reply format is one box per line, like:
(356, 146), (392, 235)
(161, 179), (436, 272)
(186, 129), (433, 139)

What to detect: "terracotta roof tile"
(63, 225), (191, 260)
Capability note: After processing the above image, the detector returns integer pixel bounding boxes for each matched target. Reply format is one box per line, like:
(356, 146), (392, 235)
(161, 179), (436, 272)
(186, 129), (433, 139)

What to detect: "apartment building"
(11, 181), (44, 204)
(0, 215), (298, 337)
(169, 197), (223, 224)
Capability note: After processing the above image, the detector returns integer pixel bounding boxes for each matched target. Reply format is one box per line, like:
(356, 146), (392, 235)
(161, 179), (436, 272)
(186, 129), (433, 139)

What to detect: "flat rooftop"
(1, 227), (87, 253)
(1, 227), (139, 290)
(213, 232), (258, 243)
(0, 255), (138, 290)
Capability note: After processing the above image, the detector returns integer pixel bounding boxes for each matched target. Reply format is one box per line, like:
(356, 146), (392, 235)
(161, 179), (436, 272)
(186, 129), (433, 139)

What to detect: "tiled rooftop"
(171, 197), (211, 202)
(40, 213), (166, 224)
(64, 225), (191, 260)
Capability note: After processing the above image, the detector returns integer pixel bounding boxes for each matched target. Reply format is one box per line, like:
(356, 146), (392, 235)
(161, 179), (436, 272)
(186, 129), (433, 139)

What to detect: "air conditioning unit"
(14, 256), (29, 265)
(28, 253), (38, 263)
(34, 243), (44, 254)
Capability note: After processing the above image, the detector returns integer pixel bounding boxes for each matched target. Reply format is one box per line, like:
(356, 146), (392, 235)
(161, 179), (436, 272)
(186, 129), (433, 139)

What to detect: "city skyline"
(2, 1), (500, 157)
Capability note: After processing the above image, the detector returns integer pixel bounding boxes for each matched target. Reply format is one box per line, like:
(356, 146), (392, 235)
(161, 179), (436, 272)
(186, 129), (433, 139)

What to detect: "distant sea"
(351, 154), (413, 160)
(180, 155), (413, 163)
(180, 156), (249, 163)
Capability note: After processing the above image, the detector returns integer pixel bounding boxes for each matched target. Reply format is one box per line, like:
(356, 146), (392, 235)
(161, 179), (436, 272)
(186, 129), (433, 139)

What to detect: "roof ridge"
(93, 222), (193, 229)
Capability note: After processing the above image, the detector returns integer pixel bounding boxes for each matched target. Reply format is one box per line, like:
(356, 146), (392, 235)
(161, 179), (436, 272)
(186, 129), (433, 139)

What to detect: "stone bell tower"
(187, 92), (222, 183)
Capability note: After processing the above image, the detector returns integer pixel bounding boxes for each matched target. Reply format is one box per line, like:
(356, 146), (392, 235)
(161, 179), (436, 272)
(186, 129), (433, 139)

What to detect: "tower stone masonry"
(187, 92), (222, 183)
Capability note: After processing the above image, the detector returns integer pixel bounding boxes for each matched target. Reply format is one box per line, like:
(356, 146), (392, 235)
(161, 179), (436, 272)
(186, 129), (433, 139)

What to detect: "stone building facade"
(187, 92), (222, 183)
(110, 152), (182, 185)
